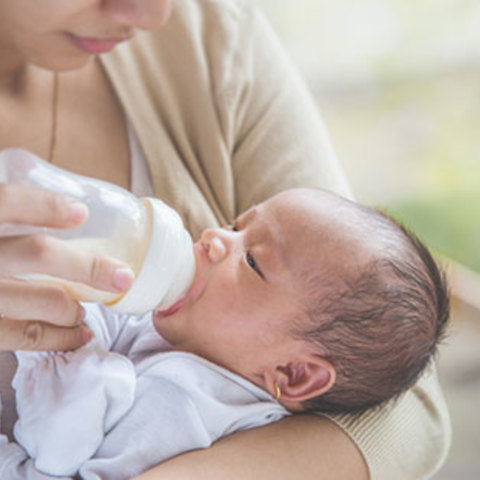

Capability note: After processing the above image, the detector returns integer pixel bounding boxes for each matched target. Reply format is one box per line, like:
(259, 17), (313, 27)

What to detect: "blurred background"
(256, 0), (480, 478)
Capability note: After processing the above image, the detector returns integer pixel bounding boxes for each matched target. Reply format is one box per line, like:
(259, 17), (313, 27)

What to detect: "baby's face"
(152, 189), (369, 390)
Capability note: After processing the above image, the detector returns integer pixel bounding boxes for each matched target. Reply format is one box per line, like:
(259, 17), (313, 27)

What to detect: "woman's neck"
(0, 38), (26, 92)
(0, 62), (43, 101)
(0, 71), (29, 105)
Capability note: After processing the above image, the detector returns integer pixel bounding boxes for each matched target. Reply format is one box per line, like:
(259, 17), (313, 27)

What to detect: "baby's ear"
(273, 355), (336, 406)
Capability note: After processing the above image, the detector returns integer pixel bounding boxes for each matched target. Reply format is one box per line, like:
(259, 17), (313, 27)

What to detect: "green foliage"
(390, 192), (480, 272)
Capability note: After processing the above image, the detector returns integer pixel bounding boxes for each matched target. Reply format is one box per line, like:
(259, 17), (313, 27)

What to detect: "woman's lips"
(66, 33), (128, 54)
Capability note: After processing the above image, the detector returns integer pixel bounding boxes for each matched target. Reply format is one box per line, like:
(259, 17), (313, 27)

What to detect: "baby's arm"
(79, 354), (286, 480)
(10, 304), (139, 477)
(0, 397), (72, 480)
(12, 345), (136, 477)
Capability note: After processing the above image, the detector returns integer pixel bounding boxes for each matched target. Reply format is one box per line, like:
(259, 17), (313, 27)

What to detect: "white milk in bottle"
(0, 148), (195, 314)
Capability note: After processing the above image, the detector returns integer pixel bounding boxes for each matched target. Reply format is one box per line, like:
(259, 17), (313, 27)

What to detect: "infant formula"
(0, 148), (195, 314)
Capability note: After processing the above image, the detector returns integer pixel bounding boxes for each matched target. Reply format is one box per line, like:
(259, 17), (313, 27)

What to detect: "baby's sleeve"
(0, 396), (71, 479)
(13, 344), (136, 477)
(0, 444), (73, 480)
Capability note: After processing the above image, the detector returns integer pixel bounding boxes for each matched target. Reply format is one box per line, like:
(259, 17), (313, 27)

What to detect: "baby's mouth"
(154, 296), (186, 317)
(154, 242), (206, 318)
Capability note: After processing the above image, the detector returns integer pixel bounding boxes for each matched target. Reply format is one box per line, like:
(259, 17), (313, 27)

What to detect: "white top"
(127, 122), (154, 198)
(0, 305), (287, 480)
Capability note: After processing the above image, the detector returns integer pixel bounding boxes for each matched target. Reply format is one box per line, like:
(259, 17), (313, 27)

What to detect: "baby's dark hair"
(297, 200), (450, 415)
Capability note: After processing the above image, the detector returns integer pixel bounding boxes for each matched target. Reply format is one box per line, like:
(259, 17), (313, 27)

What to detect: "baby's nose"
(200, 228), (229, 263)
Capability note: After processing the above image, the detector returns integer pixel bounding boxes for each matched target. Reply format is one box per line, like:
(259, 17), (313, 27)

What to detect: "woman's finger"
(0, 316), (91, 352)
(0, 184), (88, 228)
(0, 279), (85, 327)
(0, 235), (135, 293)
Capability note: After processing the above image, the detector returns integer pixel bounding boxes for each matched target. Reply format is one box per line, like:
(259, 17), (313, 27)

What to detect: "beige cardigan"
(101, 1), (451, 478)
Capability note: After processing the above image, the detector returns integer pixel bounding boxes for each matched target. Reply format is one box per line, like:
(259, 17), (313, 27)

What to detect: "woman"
(0, 1), (450, 479)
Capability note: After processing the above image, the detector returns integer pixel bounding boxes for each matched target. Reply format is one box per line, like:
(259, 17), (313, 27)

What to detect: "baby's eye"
(245, 251), (263, 278)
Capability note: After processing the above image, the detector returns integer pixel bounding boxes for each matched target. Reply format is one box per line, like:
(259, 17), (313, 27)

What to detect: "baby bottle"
(0, 148), (195, 315)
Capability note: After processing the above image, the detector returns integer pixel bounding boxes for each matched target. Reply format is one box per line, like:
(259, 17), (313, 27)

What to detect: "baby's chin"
(151, 251), (207, 341)
(151, 306), (185, 346)
(151, 293), (188, 342)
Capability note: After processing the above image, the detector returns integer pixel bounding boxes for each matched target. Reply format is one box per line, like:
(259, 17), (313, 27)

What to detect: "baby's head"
(153, 188), (449, 414)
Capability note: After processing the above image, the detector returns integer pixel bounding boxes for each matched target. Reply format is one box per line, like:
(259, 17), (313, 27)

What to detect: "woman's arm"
(211, 6), (451, 477)
(115, 2), (450, 478)
(133, 415), (368, 480)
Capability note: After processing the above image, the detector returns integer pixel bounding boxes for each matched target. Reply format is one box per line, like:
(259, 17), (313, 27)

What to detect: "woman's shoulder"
(169, 0), (256, 31)
(105, 0), (262, 73)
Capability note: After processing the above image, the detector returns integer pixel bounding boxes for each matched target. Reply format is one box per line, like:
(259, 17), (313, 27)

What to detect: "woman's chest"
(0, 60), (131, 190)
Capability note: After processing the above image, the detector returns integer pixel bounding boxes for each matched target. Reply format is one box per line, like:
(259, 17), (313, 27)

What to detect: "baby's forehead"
(267, 189), (362, 242)
(265, 189), (388, 273)
(268, 188), (357, 223)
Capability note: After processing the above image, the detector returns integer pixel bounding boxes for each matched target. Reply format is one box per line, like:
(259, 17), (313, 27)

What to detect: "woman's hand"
(0, 184), (133, 351)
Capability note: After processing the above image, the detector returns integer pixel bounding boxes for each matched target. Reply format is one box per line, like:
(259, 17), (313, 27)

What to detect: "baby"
(0, 188), (449, 479)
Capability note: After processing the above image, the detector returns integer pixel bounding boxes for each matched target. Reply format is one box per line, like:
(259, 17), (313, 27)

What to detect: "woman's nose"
(102, 0), (172, 31)
(200, 228), (235, 264)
